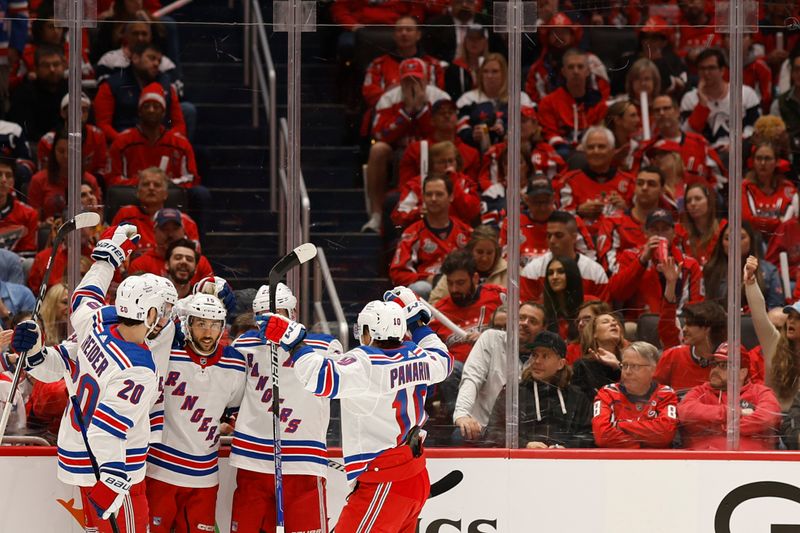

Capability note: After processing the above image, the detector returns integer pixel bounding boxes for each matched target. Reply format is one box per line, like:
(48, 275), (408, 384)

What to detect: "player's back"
(58, 306), (158, 487)
(229, 331), (341, 477)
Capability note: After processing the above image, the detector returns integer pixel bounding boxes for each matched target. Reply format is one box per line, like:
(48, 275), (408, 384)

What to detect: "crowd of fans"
(340, 0), (800, 449)
(0, 0), (221, 441)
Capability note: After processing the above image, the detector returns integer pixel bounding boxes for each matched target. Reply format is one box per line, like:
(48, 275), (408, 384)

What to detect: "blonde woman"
(571, 313), (628, 401)
(39, 282), (69, 344)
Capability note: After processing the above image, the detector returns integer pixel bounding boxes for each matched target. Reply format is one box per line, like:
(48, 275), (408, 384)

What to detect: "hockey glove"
(193, 276), (237, 315)
(87, 469), (130, 520)
(91, 223), (140, 268)
(255, 313), (306, 351)
(11, 320), (44, 367)
(384, 286), (431, 326)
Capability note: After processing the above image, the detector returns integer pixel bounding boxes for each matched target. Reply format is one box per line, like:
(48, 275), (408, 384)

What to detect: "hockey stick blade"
(429, 470), (463, 499)
(56, 211), (101, 240)
(269, 243), (317, 281)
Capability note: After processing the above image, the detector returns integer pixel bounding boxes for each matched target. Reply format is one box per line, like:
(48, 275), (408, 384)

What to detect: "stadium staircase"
(176, 0), (389, 322)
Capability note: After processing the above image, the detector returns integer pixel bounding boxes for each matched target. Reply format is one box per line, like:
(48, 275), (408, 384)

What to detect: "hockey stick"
(268, 243), (318, 533)
(326, 460), (462, 499)
(0, 212), (100, 442)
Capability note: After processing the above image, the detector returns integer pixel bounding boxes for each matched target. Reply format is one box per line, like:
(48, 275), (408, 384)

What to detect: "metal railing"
(0, 435), (51, 446)
(313, 247), (350, 351)
(244, 0), (277, 211)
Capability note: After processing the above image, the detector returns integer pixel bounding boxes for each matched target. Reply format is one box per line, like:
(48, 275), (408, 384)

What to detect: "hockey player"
(258, 286), (452, 532)
(12, 224), (168, 532)
(146, 293), (246, 533)
(229, 282), (341, 533)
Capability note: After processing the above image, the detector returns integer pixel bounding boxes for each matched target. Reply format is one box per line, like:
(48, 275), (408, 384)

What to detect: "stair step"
(195, 125), (266, 145)
(186, 83), (255, 105)
(206, 208), (273, 232)
(196, 145), (268, 166)
(204, 165), (268, 188)
(206, 187), (271, 208)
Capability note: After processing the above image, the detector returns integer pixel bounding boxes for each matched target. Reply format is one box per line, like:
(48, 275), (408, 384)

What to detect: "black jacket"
(571, 358), (621, 402)
(487, 377), (594, 448)
(7, 79), (68, 143)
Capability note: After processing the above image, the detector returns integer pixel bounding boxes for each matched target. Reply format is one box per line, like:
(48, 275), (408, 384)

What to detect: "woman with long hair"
(444, 25), (489, 101)
(625, 57), (662, 107)
(486, 331), (594, 448)
(604, 100), (641, 171)
(542, 256), (584, 341)
(39, 283), (69, 344)
(704, 221), (784, 310)
(675, 181), (726, 266)
(429, 225), (508, 305)
(456, 53), (533, 151)
(742, 142), (798, 239)
(571, 313), (627, 401)
(745, 256), (800, 413)
(27, 128), (102, 221)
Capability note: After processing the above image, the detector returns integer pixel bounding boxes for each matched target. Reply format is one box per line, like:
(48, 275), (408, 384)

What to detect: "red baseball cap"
(640, 16), (674, 40)
(521, 106), (538, 121)
(399, 58), (427, 81)
(712, 342), (751, 368)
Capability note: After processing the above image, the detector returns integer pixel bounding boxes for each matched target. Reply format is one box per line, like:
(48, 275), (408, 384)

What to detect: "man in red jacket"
(0, 157), (38, 254)
(679, 343), (782, 450)
(390, 174), (472, 299)
(608, 209), (703, 320)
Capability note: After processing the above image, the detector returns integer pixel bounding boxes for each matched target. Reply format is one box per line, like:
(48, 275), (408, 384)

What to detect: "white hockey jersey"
(229, 331), (342, 477)
(28, 262), (159, 487)
(292, 326), (452, 484)
(146, 344), (246, 488)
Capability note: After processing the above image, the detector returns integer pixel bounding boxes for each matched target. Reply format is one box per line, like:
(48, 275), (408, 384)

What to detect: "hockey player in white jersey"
(12, 224), (168, 533)
(145, 293), (246, 533)
(229, 282), (341, 533)
(258, 286), (452, 533)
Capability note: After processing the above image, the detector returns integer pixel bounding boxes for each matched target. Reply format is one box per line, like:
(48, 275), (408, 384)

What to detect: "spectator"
(538, 49), (609, 156)
(7, 44), (67, 144)
(456, 53), (533, 152)
(676, 182), (727, 266)
(723, 33), (773, 114)
(391, 140), (479, 229)
(612, 17), (686, 97)
(362, 59), (450, 232)
(746, 115), (793, 173)
(111, 167), (199, 252)
(27, 128), (103, 221)
(0, 269), (35, 317)
(679, 343), (781, 450)
(772, 49), (800, 160)
(520, 210), (609, 302)
(330, 0), (423, 31)
(604, 100), (641, 171)
(429, 224), (507, 305)
(680, 47), (761, 158)
(389, 174), (472, 298)
(542, 256), (584, 341)
(553, 127), (635, 233)
(423, 0), (496, 63)
(524, 13), (609, 104)
(453, 301), (545, 441)
(430, 249), (505, 364)
(623, 58), (662, 115)
(499, 179), (593, 266)
(95, 0), (180, 69)
(95, 18), (180, 87)
(160, 237), (198, 298)
(398, 99), (480, 186)
(487, 331), (594, 448)
(0, 157), (38, 254)
(567, 300), (612, 364)
(742, 142), (798, 239)
(0, 118), (35, 187)
(643, 94), (727, 187)
(765, 213), (800, 293)
(609, 208), (704, 320)
(0, 0), (28, 115)
(93, 42), (187, 144)
(571, 313), (626, 401)
(107, 82), (200, 189)
(28, 224), (94, 294)
(592, 341), (679, 449)
(37, 92), (109, 181)
(478, 142), (534, 228)
(744, 255), (800, 412)
(675, 0), (721, 68)
(361, 16), (443, 111)
(443, 23), (488, 101)
(655, 299), (728, 397)
(129, 209), (213, 288)
(596, 167), (666, 274)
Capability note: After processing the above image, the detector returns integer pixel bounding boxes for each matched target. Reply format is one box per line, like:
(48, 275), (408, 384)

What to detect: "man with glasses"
(680, 47), (761, 160)
(145, 293), (247, 532)
(679, 343), (781, 450)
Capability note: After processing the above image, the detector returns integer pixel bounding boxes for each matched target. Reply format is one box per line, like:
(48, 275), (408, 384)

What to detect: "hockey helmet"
(355, 300), (406, 344)
(252, 282), (297, 318)
(184, 293), (227, 355)
(141, 273), (178, 317)
(115, 275), (165, 330)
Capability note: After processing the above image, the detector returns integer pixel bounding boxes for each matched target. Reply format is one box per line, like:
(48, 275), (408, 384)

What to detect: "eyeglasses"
(620, 362), (652, 372)
(710, 361), (729, 369)
(192, 319), (223, 331)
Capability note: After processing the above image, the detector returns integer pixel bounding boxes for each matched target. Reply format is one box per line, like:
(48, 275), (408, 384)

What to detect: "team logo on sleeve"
(456, 233), (468, 247)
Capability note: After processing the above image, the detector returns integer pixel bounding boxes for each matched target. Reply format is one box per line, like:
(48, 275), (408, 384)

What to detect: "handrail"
(313, 247), (350, 351)
(0, 435), (51, 446)
(246, 0), (277, 212)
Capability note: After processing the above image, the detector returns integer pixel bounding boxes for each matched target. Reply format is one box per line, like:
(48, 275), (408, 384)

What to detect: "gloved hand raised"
(194, 276), (237, 315)
(255, 313), (306, 351)
(11, 320), (45, 367)
(383, 286), (430, 326)
(91, 224), (140, 269)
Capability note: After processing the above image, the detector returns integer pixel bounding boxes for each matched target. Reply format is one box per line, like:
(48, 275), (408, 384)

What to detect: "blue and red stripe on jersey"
(71, 284), (105, 311)
(343, 451), (381, 482)
(147, 443), (219, 477)
(313, 358), (340, 397)
(149, 409), (164, 432)
(92, 402), (134, 439)
(58, 446), (148, 475)
(230, 431), (328, 466)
